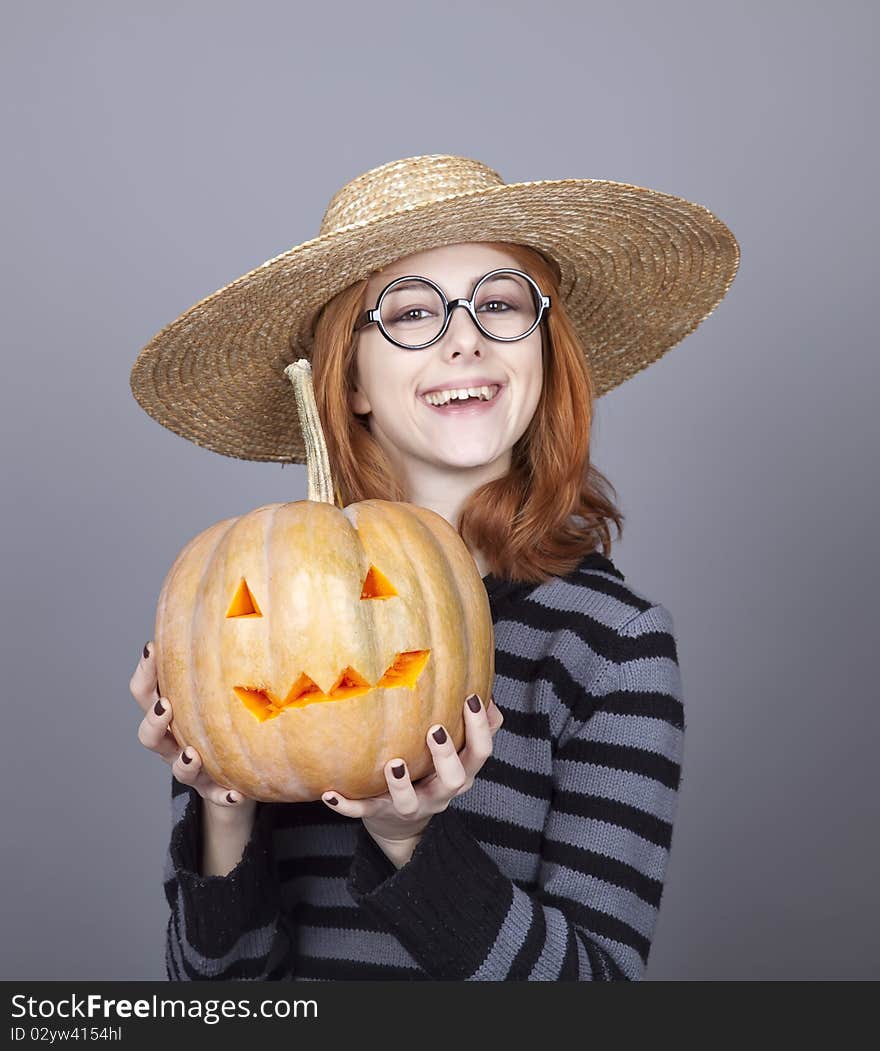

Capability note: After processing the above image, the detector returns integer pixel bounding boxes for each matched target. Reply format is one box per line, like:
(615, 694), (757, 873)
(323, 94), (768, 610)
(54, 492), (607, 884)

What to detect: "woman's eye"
(395, 308), (431, 322)
(479, 299), (513, 313)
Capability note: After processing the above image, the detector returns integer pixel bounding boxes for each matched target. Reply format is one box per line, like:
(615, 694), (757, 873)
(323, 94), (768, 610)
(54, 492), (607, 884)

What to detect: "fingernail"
(180, 750), (192, 764)
(325, 795), (338, 805)
(391, 762), (406, 779)
(432, 726), (447, 744)
(226, 792), (237, 804)
(143, 642), (151, 659)
(154, 699), (165, 716)
(466, 693), (482, 713)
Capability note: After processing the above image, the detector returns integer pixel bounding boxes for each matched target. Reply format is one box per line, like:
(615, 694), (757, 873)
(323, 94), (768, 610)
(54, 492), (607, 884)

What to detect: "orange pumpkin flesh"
(154, 360), (494, 803)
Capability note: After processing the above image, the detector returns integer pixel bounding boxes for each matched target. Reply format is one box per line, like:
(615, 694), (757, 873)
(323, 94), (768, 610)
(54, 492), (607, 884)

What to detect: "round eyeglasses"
(353, 268), (551, 350)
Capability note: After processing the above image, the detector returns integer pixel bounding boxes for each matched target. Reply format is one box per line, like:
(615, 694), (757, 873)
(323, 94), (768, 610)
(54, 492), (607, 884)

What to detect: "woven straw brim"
(130, 177), (740, 463)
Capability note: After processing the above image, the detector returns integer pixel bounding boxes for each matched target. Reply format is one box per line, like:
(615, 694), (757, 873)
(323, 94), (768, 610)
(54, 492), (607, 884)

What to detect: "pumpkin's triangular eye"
(226, 577), (262, 618)
(360, 564), (397, 599)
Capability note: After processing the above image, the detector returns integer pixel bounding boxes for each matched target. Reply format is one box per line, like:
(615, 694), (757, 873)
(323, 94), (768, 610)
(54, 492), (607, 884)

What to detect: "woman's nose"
(442, 301), (484, 348)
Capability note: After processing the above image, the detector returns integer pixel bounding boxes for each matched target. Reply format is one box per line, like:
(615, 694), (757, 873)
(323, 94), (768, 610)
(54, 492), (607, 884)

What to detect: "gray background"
(2, 1), (876, 981)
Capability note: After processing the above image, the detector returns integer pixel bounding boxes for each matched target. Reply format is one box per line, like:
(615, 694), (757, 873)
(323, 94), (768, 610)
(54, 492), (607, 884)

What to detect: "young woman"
(129, 154), (739, 980)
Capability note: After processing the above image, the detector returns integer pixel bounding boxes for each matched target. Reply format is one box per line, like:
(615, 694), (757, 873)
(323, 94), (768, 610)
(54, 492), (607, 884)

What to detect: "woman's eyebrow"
(384, 273), (521, 295)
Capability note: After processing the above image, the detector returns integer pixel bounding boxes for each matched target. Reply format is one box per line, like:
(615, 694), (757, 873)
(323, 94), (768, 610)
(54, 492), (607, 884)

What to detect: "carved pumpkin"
(154, 360), (495, 802)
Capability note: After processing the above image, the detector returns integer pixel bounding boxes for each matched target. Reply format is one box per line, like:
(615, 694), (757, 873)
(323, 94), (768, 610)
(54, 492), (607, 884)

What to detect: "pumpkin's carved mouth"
(233, 649), (431, 722)
(226, 562), (430, 720)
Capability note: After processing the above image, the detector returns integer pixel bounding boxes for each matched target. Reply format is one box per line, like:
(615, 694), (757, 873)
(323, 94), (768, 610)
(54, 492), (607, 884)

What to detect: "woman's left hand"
(321, 692), (504, 867)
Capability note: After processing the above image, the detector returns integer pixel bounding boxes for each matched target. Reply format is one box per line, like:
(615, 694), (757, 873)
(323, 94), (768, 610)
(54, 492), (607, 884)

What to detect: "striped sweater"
(163, 550), (685, 981)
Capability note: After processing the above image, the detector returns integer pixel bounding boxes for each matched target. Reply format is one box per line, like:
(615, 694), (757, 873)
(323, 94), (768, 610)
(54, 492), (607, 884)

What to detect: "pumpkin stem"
(283, 358), (338, 506)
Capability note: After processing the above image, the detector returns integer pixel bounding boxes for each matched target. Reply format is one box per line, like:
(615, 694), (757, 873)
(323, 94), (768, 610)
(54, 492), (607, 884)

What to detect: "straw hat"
(130, 153), (740, 463)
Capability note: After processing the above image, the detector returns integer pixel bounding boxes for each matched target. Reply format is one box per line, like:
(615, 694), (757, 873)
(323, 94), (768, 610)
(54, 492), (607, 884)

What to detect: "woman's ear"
(349, 383), (371, 416)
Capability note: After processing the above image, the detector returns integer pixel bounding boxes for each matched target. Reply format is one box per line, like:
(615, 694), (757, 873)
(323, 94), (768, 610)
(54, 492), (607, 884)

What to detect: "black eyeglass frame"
(353, 267), (551, 350)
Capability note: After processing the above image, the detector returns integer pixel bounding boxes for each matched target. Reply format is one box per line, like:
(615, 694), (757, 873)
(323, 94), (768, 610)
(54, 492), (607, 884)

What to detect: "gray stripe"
(166, 915), (185, 979)
(530, 581), (647, 629)
(456, 778), (550, 832)
(547, 810), (672, 882)
(283, 874), (352, 908)
(297, 925), (420, 969)
(490, 730), (552, 775)
(553, 760), (680, 821)
(276, 822), (358, 858)
(589, 932), (646, 980)
(174, 884), (280, 975)
(620, 603), (673, 637)
(473, 841), (541, 884)
(538, 860), (659, 937)
(620, 655), (682, 696)
(528, 903), (582, 980)
(171, 787), (190, 825)
(467, 885), (530, 980)
(584, 710), (684, 763)
(573, 929), (591, 976)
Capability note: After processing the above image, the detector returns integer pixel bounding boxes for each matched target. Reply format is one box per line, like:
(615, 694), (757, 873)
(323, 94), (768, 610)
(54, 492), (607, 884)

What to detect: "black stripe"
(170, 775), (190, 800)
(581, 932), (615, 980)
(292, 903), (390, 933)
(496, 601), (649, 661)
(574, 552), (626, 582)
(541, 839), (664, 908)
(558, 923), (579, 978)
(569, 576), (647, 612)
(278, 855), (351, 881)
(617, 624), (679, 664)
(294, 954), (429, 980)
(165, 916), (179, 980)
(451, 808), (543, 855)
(597, 688), (684, 730)
(168, 903), (280, 981)
(486, 552), (629, 616)
(488, 704), (549, 740)
(605, 952), (628, 980)
(507, 895), (546, 980)
(541, 892), (650, 964)
(552, 789), (675, 848)
(477, 755), (553, 801)
(273, 800), (360, 829)
(555, 737), (682, 790)
(534, 650), (603, 722)
(492, 648), (550, 688)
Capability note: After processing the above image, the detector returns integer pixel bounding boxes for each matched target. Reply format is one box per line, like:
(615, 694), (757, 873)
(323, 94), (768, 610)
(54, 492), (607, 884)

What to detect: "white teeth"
(423, 384), (499, 406)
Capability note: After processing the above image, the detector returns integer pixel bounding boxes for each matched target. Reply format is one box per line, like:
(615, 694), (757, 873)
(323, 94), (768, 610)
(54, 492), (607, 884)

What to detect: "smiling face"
(226, 561), (431, 721)
(349, 242), (545, 479)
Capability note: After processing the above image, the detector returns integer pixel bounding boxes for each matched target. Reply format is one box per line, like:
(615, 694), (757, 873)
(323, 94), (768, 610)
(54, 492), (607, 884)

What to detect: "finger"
(321, 790), (375, 819)
(458, 694), (494, 776)
(426, 723), (467, 797)
(487, 693), (505, 735)
(136, 694), (179, 763)
(172, 746), (242, 807)
(129, 641), (160, 714)
(171, 745), (202, 788)
(383, 759), (420, 817)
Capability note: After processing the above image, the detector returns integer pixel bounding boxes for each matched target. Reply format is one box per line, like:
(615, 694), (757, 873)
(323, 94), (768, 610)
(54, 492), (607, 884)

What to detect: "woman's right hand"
(129, 641), (256, 817)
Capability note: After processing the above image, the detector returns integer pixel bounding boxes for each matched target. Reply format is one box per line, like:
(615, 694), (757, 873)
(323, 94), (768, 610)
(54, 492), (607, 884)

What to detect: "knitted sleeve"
(163, 774), (294, 980)
(345, 603), (685, 980)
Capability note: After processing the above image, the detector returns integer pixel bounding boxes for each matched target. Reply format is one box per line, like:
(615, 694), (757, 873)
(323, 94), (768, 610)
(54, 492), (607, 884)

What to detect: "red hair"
(306, 242), (624, 585)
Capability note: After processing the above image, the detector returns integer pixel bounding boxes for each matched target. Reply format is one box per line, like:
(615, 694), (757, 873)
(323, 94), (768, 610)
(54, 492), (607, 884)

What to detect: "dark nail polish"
(391, 763), (406, 779)
(432, 726), (447, 745)
(180, 750), (192, 764)
(143, 642), (150, 659)
(154, 699), (165, 716)
(467, 693), (482, 713)
(326, 795), (339, 805)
